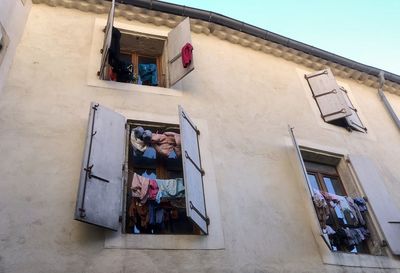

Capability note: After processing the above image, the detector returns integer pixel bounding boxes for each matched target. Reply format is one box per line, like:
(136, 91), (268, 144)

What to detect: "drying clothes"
(323, 225), (336, 235)
(108, 27), (121, 68)
(138, 64), (158, 86)
(148, 203), (165, 226)
(181, 42), (193, 68)
(347, 197), (366, 226)
(147, 180), (159, 201)
(131, 173), (150, 203)
(151, 132), (181, 157)
(128, 199), (149, 229)
(155, 178), (185, 203)
(354, 197), (368, 212)
(130, 134), (147, 153)
(136, 202), (149, 229)
(313, 189), (330, 228)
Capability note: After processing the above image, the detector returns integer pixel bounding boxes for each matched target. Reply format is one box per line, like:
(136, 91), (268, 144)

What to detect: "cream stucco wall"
(1, 4), (400, 273)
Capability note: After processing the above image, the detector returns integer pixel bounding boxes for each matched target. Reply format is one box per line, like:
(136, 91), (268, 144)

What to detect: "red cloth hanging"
(181, 43), (193, 68)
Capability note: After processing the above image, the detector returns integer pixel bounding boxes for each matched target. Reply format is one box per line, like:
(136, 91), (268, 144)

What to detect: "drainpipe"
(377, 71), (400, 130)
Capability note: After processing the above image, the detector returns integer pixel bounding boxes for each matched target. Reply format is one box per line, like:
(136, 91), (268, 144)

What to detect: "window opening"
(125, 120), (201, 235)
(305, 160), (370, 254)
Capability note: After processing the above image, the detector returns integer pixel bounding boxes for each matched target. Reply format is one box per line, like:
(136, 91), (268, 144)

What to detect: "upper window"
(305, 68), (367, 133)
(74, 103), (209, 235)
(98, 0), (194, 88)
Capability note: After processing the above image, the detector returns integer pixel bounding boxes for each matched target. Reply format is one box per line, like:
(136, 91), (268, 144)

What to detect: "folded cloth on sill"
(155, 178), (185, 203)
(151, 132), (181, 157)
(131, 173), (150, 203)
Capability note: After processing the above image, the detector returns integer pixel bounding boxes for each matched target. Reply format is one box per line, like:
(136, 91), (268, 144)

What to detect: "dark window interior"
(125, 120), (199, 235)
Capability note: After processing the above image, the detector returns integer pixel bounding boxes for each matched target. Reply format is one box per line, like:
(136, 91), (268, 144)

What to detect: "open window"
(74, 103), (209, 235)
(98, 0), (194, 88)
(288, 126), (388, 254)
(305, 68), (367, 133)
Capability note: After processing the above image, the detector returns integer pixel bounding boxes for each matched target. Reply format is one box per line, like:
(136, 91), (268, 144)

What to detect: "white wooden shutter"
(288, 126), (332, 249)
(99, 0), (115, 80)
(179, 105), (209, 234)
(74, 102), (126, 231)
(168, 17), (194, 87)
(348, 155), (400, 255)
(339, 87), (367, 132)
(305, 69), (351, 122)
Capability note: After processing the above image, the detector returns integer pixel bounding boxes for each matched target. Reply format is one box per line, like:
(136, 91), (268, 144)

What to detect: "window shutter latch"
(189, 201), (210, 225)
(185, 151), (205, 176)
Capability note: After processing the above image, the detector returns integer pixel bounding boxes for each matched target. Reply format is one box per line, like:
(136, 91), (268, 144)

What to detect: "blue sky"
(164, 0), (400, 75)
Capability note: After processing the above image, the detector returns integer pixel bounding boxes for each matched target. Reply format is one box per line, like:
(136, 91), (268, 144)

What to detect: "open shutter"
(74, 102), (125, 231)
(167, 17), (194, 87)
(179, 105), (209, 234)
(305, 68), (351, 122)
(288, 126), (332, 249)
(99, 0), (115, 80)
(348, 155), (400, 255)
(340, 87), (367, 132)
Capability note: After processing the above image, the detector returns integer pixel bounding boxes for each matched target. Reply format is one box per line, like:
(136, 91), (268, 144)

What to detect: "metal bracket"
(190, 201), (210, 225)
(182, 111), (200, 135)
(321, 108), (347, 119)
(304, 69), (328, 80)
(84, 165), (110, 183)
(169, 52), (182, 64)
(79, 208), (86, 218)
(185, 151), (205, 176)
(313, 89), (337, 98)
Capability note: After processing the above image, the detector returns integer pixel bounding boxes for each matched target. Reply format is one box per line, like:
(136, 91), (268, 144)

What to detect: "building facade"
(1, 1), (400, 272)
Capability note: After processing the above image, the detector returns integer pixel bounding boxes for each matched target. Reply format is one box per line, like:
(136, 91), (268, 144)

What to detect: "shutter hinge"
(182, 111), (200, 135)
(304, 69), (328, 80)
(190, 201), (210, 225)
(313, 88), (337, 98)
(185, 151), (205, 176)
(84, 165), (110, 183)
(321, 108), (347, 119)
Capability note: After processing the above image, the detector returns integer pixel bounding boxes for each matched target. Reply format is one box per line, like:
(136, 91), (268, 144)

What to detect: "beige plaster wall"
(1, 4), (400, 273)
(0, 0), (31, 93)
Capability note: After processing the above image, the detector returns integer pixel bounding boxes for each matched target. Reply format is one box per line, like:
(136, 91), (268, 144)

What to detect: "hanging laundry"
(155, 178), (185, 203)
(346, 197), (366, 226)
(131, 173), (150, 203)
(181, 43), (193, 68)
(147, 180), (159, 201)
(138, 63), (158, 86)
(312, 189), (330, 228)
(354, 197), (368, 212)
(151, 132), (181, 157)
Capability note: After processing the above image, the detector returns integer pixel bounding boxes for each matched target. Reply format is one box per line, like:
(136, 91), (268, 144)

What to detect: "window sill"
(88, 18), (183, 97)
(104, 110), (224, 250)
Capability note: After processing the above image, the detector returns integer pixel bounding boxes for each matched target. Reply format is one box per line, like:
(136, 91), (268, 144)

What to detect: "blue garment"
(155, 178), (185, 203)
(138, 64), (158, 86)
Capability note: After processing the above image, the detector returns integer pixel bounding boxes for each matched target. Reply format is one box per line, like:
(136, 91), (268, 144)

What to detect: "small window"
(98, 0), (194, 88)
(305, 68), (367, 133)
(74, 103), (209, 235)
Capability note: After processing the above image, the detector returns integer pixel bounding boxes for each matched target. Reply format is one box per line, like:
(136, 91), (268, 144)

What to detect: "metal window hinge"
(182, 111), (200, 135)
(304, 69), (328, 80)
(185, 151), (205, 176)
(84, 165), (110, 183)
(190, 201), (210, 225)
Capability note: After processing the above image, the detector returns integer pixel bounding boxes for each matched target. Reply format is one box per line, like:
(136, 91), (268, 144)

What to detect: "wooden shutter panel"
(348, 155), (400, 255)
(179, 106), (209, 234)
(74, 103), (126, 231)
(305, 69), (351, 122)
(288, 126), (332, 249)
(339, 87), (367, 132)
(168, 17), (194, 87)
(99, 0), (115, 80)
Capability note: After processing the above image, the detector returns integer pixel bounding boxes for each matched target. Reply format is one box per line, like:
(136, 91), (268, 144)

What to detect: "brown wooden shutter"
(99, 0), (115, 80)
(167, 17), (194, 87)
(179, 105), (209, 234)
(348, 155), (400, 255)
(74, 103), (126, 231)
(288, 126), (332, 249)
(305, 69), (351, 122)
(339, 87), (367, 132)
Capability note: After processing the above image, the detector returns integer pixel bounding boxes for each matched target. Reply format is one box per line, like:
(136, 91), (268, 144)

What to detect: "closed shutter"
(179, 106), (209, 234)
(340, 87), (367, 132)
(168, 17), (194, 87)
(74, 103), (126, 231)
(99, 0), (115, 80)
(348, 155), (400, 255)
(305, 69), (351, 122)
(288, 126), (332, 249)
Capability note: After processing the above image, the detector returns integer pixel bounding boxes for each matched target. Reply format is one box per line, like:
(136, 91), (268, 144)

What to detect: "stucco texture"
(1, 4), (400, 273)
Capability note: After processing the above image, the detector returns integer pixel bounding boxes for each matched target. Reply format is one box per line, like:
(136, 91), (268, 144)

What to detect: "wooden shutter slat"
(168, 17), (194, 87)
(99, 0), (115, 80)
(179, 105), (208, 234)
(305, 69), (351, 122)
(348, 155), (400, 255)
(74, 103), (125, 231)
(288, 126), (332, 249)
